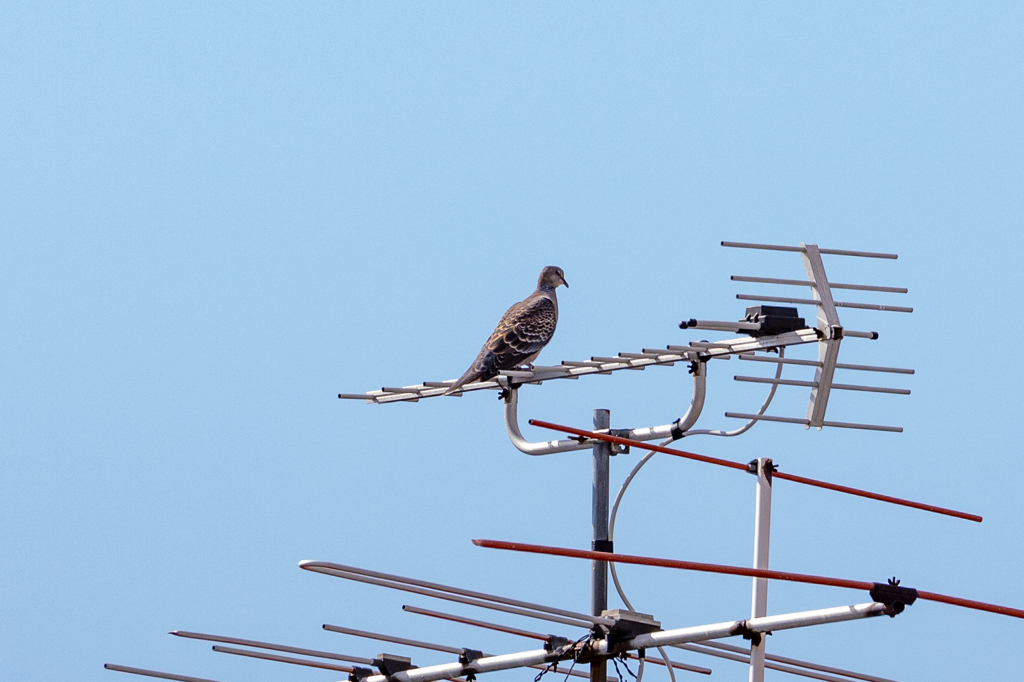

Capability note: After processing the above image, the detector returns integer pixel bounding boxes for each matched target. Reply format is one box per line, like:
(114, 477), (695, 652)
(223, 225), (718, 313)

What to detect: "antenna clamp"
(870, 578), (919, 616)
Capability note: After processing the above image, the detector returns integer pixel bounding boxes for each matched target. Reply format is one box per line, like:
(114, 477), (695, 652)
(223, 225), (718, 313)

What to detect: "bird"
(444, 266), (568, 395)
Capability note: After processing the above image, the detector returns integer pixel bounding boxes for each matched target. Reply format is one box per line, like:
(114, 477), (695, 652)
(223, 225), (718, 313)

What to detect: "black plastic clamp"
(544, 636), (573, 653)
(608, 429), (632, 454)
(746, 459), (776, 478)
(870, 578), (918, 616)
(592, 540), (614, 553)
(735, 623), (762, 647)
(350, 667), (375, 682)
(459, 649), (484, 682)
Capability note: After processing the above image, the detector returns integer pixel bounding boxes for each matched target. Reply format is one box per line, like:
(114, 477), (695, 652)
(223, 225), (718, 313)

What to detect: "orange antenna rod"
(528, 419), (982, 523)
(472, 539), (1024, 621)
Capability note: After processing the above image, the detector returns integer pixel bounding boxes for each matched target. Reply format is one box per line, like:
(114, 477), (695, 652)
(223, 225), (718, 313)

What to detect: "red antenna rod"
(472, 539), (1024, 621)
(528, 419), (982, 523)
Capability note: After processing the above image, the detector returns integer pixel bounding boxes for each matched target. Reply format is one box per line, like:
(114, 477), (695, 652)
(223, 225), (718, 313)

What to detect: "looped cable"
(607, 348), (788, 682)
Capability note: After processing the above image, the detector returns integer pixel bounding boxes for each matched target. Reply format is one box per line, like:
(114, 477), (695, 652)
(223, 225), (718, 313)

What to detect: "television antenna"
(106, 242), (1019, 682)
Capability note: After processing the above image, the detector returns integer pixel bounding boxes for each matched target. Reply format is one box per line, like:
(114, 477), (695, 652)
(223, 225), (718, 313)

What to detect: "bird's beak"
(562, 277), (569, 288)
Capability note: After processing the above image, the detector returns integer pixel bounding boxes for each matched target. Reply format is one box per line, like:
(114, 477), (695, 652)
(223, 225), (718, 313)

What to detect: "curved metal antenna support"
(503, 387), (591, 455)
(502, 361), (708, 456)
(682, 348), (785, 439)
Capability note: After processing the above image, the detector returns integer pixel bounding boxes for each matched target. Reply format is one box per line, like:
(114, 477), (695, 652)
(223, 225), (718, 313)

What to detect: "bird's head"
(538, 266), (568, 291)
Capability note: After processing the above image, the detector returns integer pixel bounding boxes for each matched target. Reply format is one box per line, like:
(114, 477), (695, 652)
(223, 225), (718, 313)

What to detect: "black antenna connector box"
(742, 306), (806, 337)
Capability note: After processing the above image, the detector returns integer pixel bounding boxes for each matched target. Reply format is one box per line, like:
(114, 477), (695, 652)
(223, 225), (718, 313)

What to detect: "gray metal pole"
(591, 409), (611, 682)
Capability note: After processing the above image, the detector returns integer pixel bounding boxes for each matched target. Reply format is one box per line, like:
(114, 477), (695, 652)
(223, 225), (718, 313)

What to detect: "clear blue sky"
(2, 3), (1022, 681)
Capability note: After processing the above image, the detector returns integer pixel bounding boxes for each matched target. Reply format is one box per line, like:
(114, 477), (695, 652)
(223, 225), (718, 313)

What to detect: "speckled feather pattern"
(473, 294), (557, 374)
(446, 267), (566, 394)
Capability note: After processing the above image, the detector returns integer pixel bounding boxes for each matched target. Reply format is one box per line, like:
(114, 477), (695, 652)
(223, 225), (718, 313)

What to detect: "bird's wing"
(482, 295), (558, 371)
(445, 294), (558, 394)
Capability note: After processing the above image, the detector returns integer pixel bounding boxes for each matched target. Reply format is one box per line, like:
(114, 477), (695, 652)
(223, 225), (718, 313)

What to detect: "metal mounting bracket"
(502, 360), (708, 456)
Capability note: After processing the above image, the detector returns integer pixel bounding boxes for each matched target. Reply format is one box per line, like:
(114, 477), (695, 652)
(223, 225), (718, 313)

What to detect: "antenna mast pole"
(591, 409), (611, 682)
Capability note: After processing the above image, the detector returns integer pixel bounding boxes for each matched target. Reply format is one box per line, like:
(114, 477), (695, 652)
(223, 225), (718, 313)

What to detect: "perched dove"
(445, 266), (568, 395)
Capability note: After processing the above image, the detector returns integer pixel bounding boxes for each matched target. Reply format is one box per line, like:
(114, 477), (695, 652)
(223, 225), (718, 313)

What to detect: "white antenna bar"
(736, 294), (913, 313)
(722, 241), (898, 259)
(401, 605), (713, 675)
(300, 561), (611, 627)
(348, 603), (890, 682)
(731, 276), (908, 294)
(322, 626), (632, 681)
(399, 603), (891, 681)
(212, 645), (353, 672)
(104, 664), (224, 682)
(171, 630), (372, 664)
(737, 355), (915, 375)
(734, 376), (911, 395)
(322, 624), (622, 681)
(725, 412), (903, 433)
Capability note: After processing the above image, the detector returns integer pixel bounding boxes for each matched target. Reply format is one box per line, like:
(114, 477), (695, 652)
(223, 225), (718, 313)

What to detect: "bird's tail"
(443, 367), (481, 396)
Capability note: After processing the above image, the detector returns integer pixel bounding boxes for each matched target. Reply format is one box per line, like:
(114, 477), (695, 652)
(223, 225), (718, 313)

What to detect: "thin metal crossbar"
(734, 375), (911, 395)
(304, 564), (597, 629)
(300, 560), (612, 627)
(736, 294), (913, 313)
(677, 644), (894, 682)
(104, 665), (223, 682)
(731, 275), (908, 294)
(527, 420), (981, 522)
(723, 412), (902, 432)
(737, 355), (915, 375)
(170, 630), (372, 664)
(325, 623), (464, 655)
(212, 645), (354, 672)
(722, 241), (898, 259)
(403, 605), (552, 640)
(689, 641), (898, 682)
